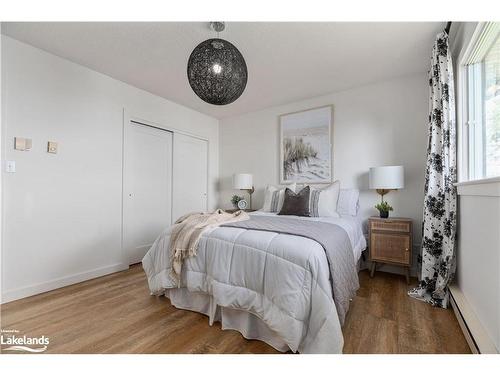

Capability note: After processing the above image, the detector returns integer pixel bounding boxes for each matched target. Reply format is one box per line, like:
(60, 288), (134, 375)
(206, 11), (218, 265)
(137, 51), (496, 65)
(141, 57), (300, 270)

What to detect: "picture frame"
(279, 105), (333, 184)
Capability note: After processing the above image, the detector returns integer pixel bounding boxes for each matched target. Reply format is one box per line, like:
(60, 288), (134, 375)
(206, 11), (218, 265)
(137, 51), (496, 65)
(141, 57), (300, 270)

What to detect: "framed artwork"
(279, 105), (333, 184)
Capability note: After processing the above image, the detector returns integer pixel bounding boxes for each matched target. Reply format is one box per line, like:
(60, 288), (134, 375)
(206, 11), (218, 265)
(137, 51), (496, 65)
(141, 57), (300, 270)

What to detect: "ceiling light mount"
(210, 22), (225, 33)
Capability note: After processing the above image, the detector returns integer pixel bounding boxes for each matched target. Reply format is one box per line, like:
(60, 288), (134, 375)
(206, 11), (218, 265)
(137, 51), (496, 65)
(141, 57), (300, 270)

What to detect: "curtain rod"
(445, 21), (452, 34)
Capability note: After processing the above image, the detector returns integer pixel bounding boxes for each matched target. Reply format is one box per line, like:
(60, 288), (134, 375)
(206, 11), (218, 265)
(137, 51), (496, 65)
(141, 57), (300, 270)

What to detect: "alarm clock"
(237, 199), (248, 210)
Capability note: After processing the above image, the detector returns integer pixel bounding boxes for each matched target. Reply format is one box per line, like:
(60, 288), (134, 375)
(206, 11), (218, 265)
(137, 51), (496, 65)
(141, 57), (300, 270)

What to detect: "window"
(464, 23), (500, 180)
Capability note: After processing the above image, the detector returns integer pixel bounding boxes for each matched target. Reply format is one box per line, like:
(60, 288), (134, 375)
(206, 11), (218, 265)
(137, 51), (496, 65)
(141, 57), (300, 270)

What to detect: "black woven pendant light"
(187, 22), (248, 105)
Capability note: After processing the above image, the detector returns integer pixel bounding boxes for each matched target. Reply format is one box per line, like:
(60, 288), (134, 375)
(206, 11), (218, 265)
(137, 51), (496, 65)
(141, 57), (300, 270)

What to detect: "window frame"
(457, 22), (500, 183)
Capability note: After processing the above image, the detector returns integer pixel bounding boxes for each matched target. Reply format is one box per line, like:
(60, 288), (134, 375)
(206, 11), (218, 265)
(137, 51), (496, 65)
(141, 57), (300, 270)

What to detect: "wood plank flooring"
(343, 271), (470, 353)
(0, 265), (470, 354)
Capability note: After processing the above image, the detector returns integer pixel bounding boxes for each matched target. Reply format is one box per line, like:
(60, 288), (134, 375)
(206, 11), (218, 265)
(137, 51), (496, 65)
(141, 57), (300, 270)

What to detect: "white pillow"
(337, 188), (360, 216)
(309, 181), (341, 217)
(262, 183), (297, 212)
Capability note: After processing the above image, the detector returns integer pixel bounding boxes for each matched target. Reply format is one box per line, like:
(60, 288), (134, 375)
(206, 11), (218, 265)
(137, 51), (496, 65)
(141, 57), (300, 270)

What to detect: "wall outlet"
(5, 160), (16, 173)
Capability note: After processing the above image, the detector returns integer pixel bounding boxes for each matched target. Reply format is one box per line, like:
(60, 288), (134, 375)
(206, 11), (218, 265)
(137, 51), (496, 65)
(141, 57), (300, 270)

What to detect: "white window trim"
(456, 22), (499, 184)
(454, 176), (500, 197)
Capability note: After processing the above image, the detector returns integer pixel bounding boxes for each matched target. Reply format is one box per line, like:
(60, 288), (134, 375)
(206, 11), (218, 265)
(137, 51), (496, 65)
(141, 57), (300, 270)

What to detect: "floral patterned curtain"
(408, 31), (457, 308)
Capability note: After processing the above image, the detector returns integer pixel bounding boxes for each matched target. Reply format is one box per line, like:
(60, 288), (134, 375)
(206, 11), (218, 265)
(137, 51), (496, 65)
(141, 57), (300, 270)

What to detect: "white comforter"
(142, 211), (366, 353)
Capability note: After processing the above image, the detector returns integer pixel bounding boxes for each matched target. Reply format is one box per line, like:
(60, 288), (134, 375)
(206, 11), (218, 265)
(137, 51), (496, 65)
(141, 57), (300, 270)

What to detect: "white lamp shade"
(233, 173), (253, 189)
(369, 166), (404, 189)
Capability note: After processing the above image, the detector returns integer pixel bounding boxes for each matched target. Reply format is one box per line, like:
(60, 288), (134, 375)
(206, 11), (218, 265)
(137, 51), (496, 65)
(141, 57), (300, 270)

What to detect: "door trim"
(125, 110), (209, 142)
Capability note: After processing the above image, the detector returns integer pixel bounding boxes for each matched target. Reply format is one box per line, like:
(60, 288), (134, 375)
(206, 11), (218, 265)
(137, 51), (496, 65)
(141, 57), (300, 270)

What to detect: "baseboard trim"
(449, 285), (499, 354)
(449, 289), (479, 354)
(1, 262), (129, 304)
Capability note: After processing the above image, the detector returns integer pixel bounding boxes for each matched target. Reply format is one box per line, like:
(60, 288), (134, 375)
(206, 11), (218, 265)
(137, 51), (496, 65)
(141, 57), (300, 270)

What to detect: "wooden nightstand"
(368, 217), (412, 284)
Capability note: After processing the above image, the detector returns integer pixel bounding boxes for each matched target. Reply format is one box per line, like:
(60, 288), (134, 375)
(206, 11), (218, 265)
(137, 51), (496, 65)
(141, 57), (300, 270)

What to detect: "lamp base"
(243, 187), (254, 210)
(376, 189), (390, 202)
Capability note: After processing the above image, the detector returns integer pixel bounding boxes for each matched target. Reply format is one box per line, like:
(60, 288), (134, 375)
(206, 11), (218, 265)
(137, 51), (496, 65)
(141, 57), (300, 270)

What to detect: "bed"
(142, 210), (366, 353)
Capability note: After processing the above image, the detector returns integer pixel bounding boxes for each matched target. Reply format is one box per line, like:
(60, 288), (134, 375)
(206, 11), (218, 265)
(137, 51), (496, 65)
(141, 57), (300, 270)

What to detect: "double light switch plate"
(14, 137), (32, 151)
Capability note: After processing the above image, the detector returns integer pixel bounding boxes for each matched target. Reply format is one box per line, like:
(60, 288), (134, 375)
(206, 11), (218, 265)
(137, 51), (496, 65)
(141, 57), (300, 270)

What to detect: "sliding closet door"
(172, 133), (208, 221)
(123, 121), (173, 265)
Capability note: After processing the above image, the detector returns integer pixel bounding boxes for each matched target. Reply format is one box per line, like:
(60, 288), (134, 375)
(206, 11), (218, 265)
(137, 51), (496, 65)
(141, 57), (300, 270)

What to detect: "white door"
(172, 133), (208, 221)
(123, 121), (173, 265)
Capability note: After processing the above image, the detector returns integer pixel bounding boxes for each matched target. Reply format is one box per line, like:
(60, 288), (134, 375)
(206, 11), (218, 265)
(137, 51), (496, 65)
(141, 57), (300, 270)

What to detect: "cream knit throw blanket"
(170, 209), (249, 283)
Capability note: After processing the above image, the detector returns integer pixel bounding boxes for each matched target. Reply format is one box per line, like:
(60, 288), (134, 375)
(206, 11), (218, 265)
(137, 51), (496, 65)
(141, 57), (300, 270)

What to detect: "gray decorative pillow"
(277, 186), (311, 217)
(261, 183), (297, 212)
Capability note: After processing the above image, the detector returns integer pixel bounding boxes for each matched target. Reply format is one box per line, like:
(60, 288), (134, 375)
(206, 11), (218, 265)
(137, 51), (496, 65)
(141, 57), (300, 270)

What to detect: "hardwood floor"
(343, 271), (470, 354)
(0, 265), (470, 354)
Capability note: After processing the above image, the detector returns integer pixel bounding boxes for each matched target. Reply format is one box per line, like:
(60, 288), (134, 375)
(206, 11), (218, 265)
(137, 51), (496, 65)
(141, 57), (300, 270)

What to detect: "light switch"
(14, 137), (24, 150)
(47, 141), (58, 154)
(6, 161), (16, 173)
(14, 137), (32, 151)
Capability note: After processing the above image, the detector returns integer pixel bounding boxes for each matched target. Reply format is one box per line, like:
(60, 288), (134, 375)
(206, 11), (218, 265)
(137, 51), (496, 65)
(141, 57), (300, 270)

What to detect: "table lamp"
(369, 166), (405, 203)
(233, 173), (254, 209)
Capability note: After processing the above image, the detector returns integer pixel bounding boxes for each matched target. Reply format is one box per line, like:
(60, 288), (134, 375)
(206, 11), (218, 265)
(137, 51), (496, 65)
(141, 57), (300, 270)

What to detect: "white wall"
(455, 181), (500, 353)
(219, 73), (429, 259)
(449, 22), (500, 353)
(1, 36), (219, 302)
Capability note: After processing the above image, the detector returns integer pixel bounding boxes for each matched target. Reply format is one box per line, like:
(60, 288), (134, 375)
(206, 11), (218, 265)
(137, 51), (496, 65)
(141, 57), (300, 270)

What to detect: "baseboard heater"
(449, 285), (499, 354)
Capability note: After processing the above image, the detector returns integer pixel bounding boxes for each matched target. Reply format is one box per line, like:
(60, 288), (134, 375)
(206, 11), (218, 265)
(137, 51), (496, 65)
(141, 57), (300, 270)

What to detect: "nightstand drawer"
(370, 220), (411, 233)
(370, 232), (410, 265)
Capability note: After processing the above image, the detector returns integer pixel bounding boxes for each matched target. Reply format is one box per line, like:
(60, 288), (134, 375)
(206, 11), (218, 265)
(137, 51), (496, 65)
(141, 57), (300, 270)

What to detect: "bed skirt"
(165, 288), (290, 352)
(157, 256), (365, 354)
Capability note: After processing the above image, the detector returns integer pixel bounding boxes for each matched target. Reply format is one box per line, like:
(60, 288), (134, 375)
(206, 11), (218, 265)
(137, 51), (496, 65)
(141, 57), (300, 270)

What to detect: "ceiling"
(1, 22), (444, 119)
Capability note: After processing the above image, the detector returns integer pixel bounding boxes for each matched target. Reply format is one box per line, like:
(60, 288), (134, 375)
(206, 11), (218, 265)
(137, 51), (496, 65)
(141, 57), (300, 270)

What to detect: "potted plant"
(231, 195), (243, 209)
(375, 201), (393, 218)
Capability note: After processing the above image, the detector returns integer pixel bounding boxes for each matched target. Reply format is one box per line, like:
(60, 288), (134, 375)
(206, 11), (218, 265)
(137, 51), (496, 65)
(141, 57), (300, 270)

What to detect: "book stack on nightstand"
(368, 217), (413, 284)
